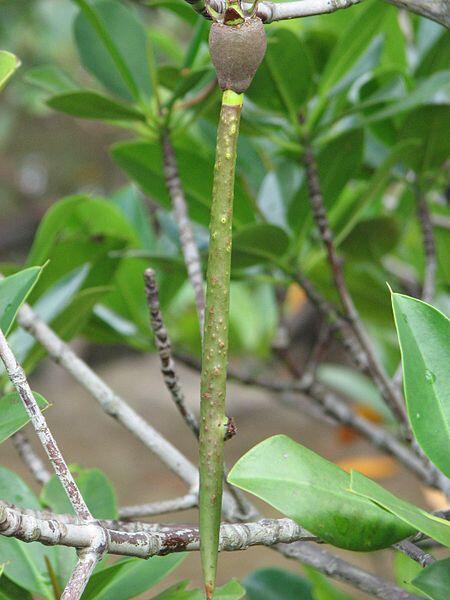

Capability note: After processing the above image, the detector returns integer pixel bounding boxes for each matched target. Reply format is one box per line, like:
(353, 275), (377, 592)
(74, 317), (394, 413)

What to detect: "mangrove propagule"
(199, 13), (266, 599)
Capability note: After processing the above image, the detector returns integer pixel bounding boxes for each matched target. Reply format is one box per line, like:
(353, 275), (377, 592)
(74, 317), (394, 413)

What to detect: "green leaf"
(0, 575), (33, 600)
(341, 216), (400, 260)
(111, 140), (255, 227)
(247, 28), (313, 118)
(47, 91), (145, 121)
(73, 0), (151, 101)
(365, 72), (450, 125)
(288, 130), (364, 235)
(304, 566), (355, 600)
(398, 105), (450, 175)
(0, 267), (42, 335)
(313, 2), (386, 108)
(25, 65), (77, 94)
(0, 51), (20, 91)
(110, 186), (156, 252)
(392, 293), (450, 478)
(0, 468), (53, 598)
(244, 568), (313, 600)
(228, 435), (413, 550)
(350, 470), (450, 548)
(393, 551), (423, 595)
(41, 467), (118, 520)
(82, 554), (186, 600)
(26, 195), (137, 267)
(152, 579), (245, 599)
(412, 558), (450, 600)
(0, 392), (49, 444)
(232, 224), (289, 268)
(317, 363), (393, 422)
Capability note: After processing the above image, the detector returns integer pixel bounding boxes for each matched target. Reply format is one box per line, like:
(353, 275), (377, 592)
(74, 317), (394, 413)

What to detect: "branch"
(11, 431), (51, 486)
(416, 189), (437, 304)
(119, 492), (198, 520)
(277, 542), (421, 600)
(301, 137), (408, 426)
(2, 501), (430, 599)
(14, 301), (199, 489)
(181, 0), (449, 28)
(144, 268), (199, 438)
(61, 528), (107, 600)
(0, 328), (92, 522)
(176, 353), (450, 496)
(0, 503), (315, 557)
(161, 130), (205, 334)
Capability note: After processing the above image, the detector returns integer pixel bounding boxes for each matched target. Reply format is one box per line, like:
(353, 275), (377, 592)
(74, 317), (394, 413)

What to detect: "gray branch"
(144, 268), (199, 438)
(11, 431), (51, 486)
(0, 328), (92, 522)
(161, 130), (205, 335)
(119, 492), (198, 520)
(181, 0), (449, 27)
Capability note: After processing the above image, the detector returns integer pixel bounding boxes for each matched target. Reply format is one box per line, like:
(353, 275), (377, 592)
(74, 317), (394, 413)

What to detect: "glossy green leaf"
(0, 267), (42, 335)
(25, 65), (77, 94)
(41, 467), (118, 520)
(317, 363), (393, 422)
(110, 186), (156, 252)
(288, 130), (364, 235)
(247, 29), (313, 118)
(392, 293), (450, 478)
(0, 392), (49, 443)
(0, 51), (19, 90)
(341, 216), (400, 260)
(393, 551), (423, 595)
(232, 224), (289, 268)
(0, 575), (33, 600)
(228, 435), (413, 550)
(313, 2), (386, 113)
(82, 554), (186, 600)
(73, 0), (151, 101)
(304, 566), (354, 600)
(0, 468), (53, 598)
(111, 140), (256, 227)
(398, 105), (450, 175)
(152, 579), (245, 600)
(412, 558), (450, 600)
(244, 568), (313, 600)
(26, 195), (137, 268)
(47, 91), (145, 121)
(366, 71), (450, 125)
(350, 470), (450, 547)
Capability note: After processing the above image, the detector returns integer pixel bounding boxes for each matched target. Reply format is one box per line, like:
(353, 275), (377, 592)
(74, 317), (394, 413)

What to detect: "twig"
(161, 130), (205, 334)
(61, 528), (107, 600)
(11, 431), (51, 486)
(301, 137), (408, 426)
(119, 492), (198, 520)
(1, 501), (430, 599)
(175, 78), (218, 110)
(415, 189), (436, 304)
(179, 0), (449, 28)
(144, 268), (199, 437)
(277, 542), (421, 600)
(394, 540), (435, 568)
(0, 503), (315, 556)
(0, 328), (92, 522)
(176, 353), (450, 495)
(15, 302), (199, 488)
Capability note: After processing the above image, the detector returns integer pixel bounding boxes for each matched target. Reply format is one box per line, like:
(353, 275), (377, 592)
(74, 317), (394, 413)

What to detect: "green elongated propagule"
(199, 8), (266, 599)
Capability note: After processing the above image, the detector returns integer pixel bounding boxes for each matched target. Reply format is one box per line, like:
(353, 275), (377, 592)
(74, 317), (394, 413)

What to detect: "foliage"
(0, 0), (449, 598)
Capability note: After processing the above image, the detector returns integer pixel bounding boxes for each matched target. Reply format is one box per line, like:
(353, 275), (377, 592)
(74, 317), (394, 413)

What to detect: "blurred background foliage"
(0, 0), (449, 369)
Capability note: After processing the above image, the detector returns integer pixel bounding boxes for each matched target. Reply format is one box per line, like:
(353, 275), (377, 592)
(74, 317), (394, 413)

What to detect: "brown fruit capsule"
(209, 18), (267, 94)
